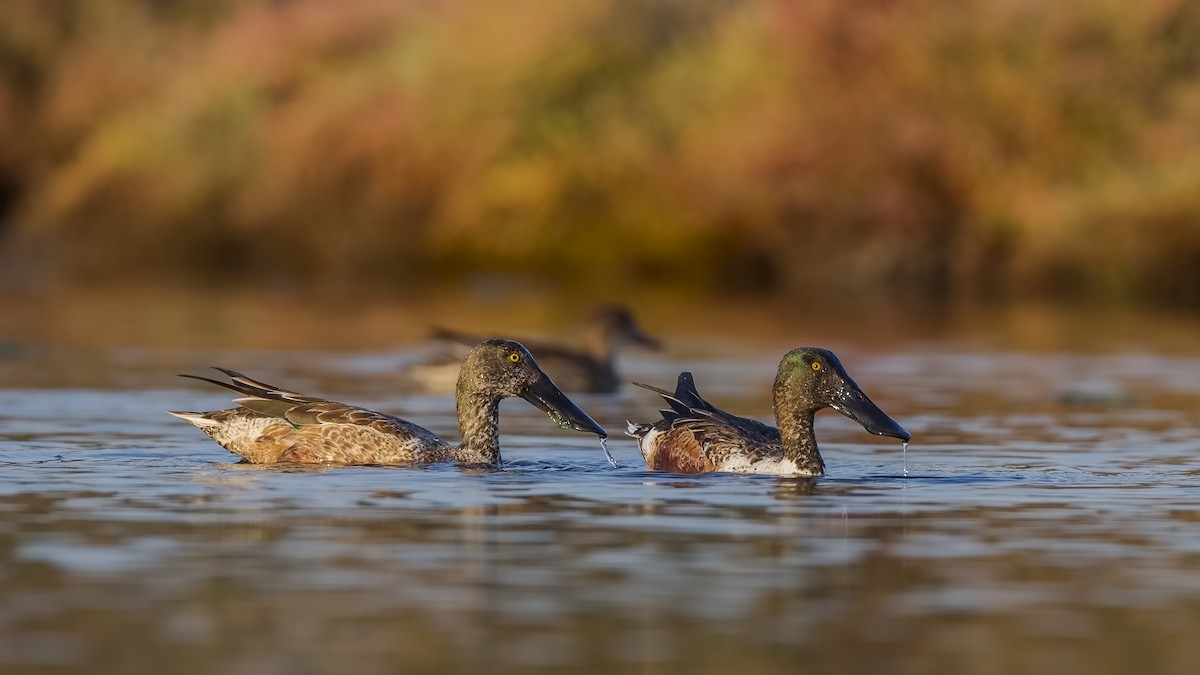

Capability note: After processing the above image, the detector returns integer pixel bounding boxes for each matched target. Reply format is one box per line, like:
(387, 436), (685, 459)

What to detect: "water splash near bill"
(902, 441), (909, 477)
(600, 437), (618, 468)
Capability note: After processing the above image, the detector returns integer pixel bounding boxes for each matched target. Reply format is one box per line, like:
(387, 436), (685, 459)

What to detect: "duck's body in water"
(627, 348), (910, 477)
(408, 305), (661, 394)
(171, 339), (606, 465)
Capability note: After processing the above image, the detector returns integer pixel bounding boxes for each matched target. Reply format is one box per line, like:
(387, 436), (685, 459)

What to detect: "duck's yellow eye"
(811, 361), (822, 372)
(509, 352), (521, 362)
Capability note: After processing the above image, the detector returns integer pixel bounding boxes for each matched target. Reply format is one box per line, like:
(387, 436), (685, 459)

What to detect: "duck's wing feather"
(180, 367), (325, 405)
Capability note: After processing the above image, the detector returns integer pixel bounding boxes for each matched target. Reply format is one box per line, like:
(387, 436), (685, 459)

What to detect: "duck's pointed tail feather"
(166, 410), (220, 429)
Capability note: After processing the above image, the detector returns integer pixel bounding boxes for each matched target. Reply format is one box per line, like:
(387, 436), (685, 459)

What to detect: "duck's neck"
(773, 386), (826, 476)
(455, 392), (502, 464)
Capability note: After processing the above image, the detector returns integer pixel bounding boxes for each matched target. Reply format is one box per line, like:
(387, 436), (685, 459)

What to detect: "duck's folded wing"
(706, 409), (779, 446)
(241, 398), (451, 464)
(683, 410), (781, 454)
(235, 397), (425, 436)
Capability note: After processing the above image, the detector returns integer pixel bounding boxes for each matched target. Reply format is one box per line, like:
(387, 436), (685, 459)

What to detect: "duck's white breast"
(716, 455), (817, 477)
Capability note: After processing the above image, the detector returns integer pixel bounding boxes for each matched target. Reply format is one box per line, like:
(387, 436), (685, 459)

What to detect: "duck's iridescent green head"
(775, 347), (910, 441)
(459, 339), (607, 438)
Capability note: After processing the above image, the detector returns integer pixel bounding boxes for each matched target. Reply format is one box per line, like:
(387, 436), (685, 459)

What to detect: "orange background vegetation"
(1, 0), (1198, 305)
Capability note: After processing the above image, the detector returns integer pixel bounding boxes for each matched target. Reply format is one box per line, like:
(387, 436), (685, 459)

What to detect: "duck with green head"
(627, 348), (910, 476)
(170, 339), (607, 465)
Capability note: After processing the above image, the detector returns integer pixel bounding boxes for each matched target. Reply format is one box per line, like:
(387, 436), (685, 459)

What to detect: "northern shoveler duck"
(626, 348), (910, 476)
(170, 339), (607, 465)
(409, 304), (662, 394)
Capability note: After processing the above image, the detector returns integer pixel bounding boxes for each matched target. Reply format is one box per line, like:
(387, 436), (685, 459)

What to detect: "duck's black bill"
(833, 386), (911, 442)
(522, 372), (608, 438)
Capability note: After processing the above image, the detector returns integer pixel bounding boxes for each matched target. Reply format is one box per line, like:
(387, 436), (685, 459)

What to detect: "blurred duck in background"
(407, 304), (662, 394)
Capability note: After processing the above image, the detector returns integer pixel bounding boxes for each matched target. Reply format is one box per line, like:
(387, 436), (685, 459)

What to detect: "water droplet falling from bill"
(600, 437), (617, 468)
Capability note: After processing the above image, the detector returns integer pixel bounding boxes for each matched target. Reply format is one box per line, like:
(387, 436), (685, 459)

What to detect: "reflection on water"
(2, 297), (1200, 674)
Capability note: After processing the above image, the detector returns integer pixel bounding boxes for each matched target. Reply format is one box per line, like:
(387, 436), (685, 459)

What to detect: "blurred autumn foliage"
(1, 0), (1198, 303)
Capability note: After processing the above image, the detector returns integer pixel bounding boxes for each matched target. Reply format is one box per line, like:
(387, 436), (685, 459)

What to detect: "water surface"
(2, 298), (1199, 674)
